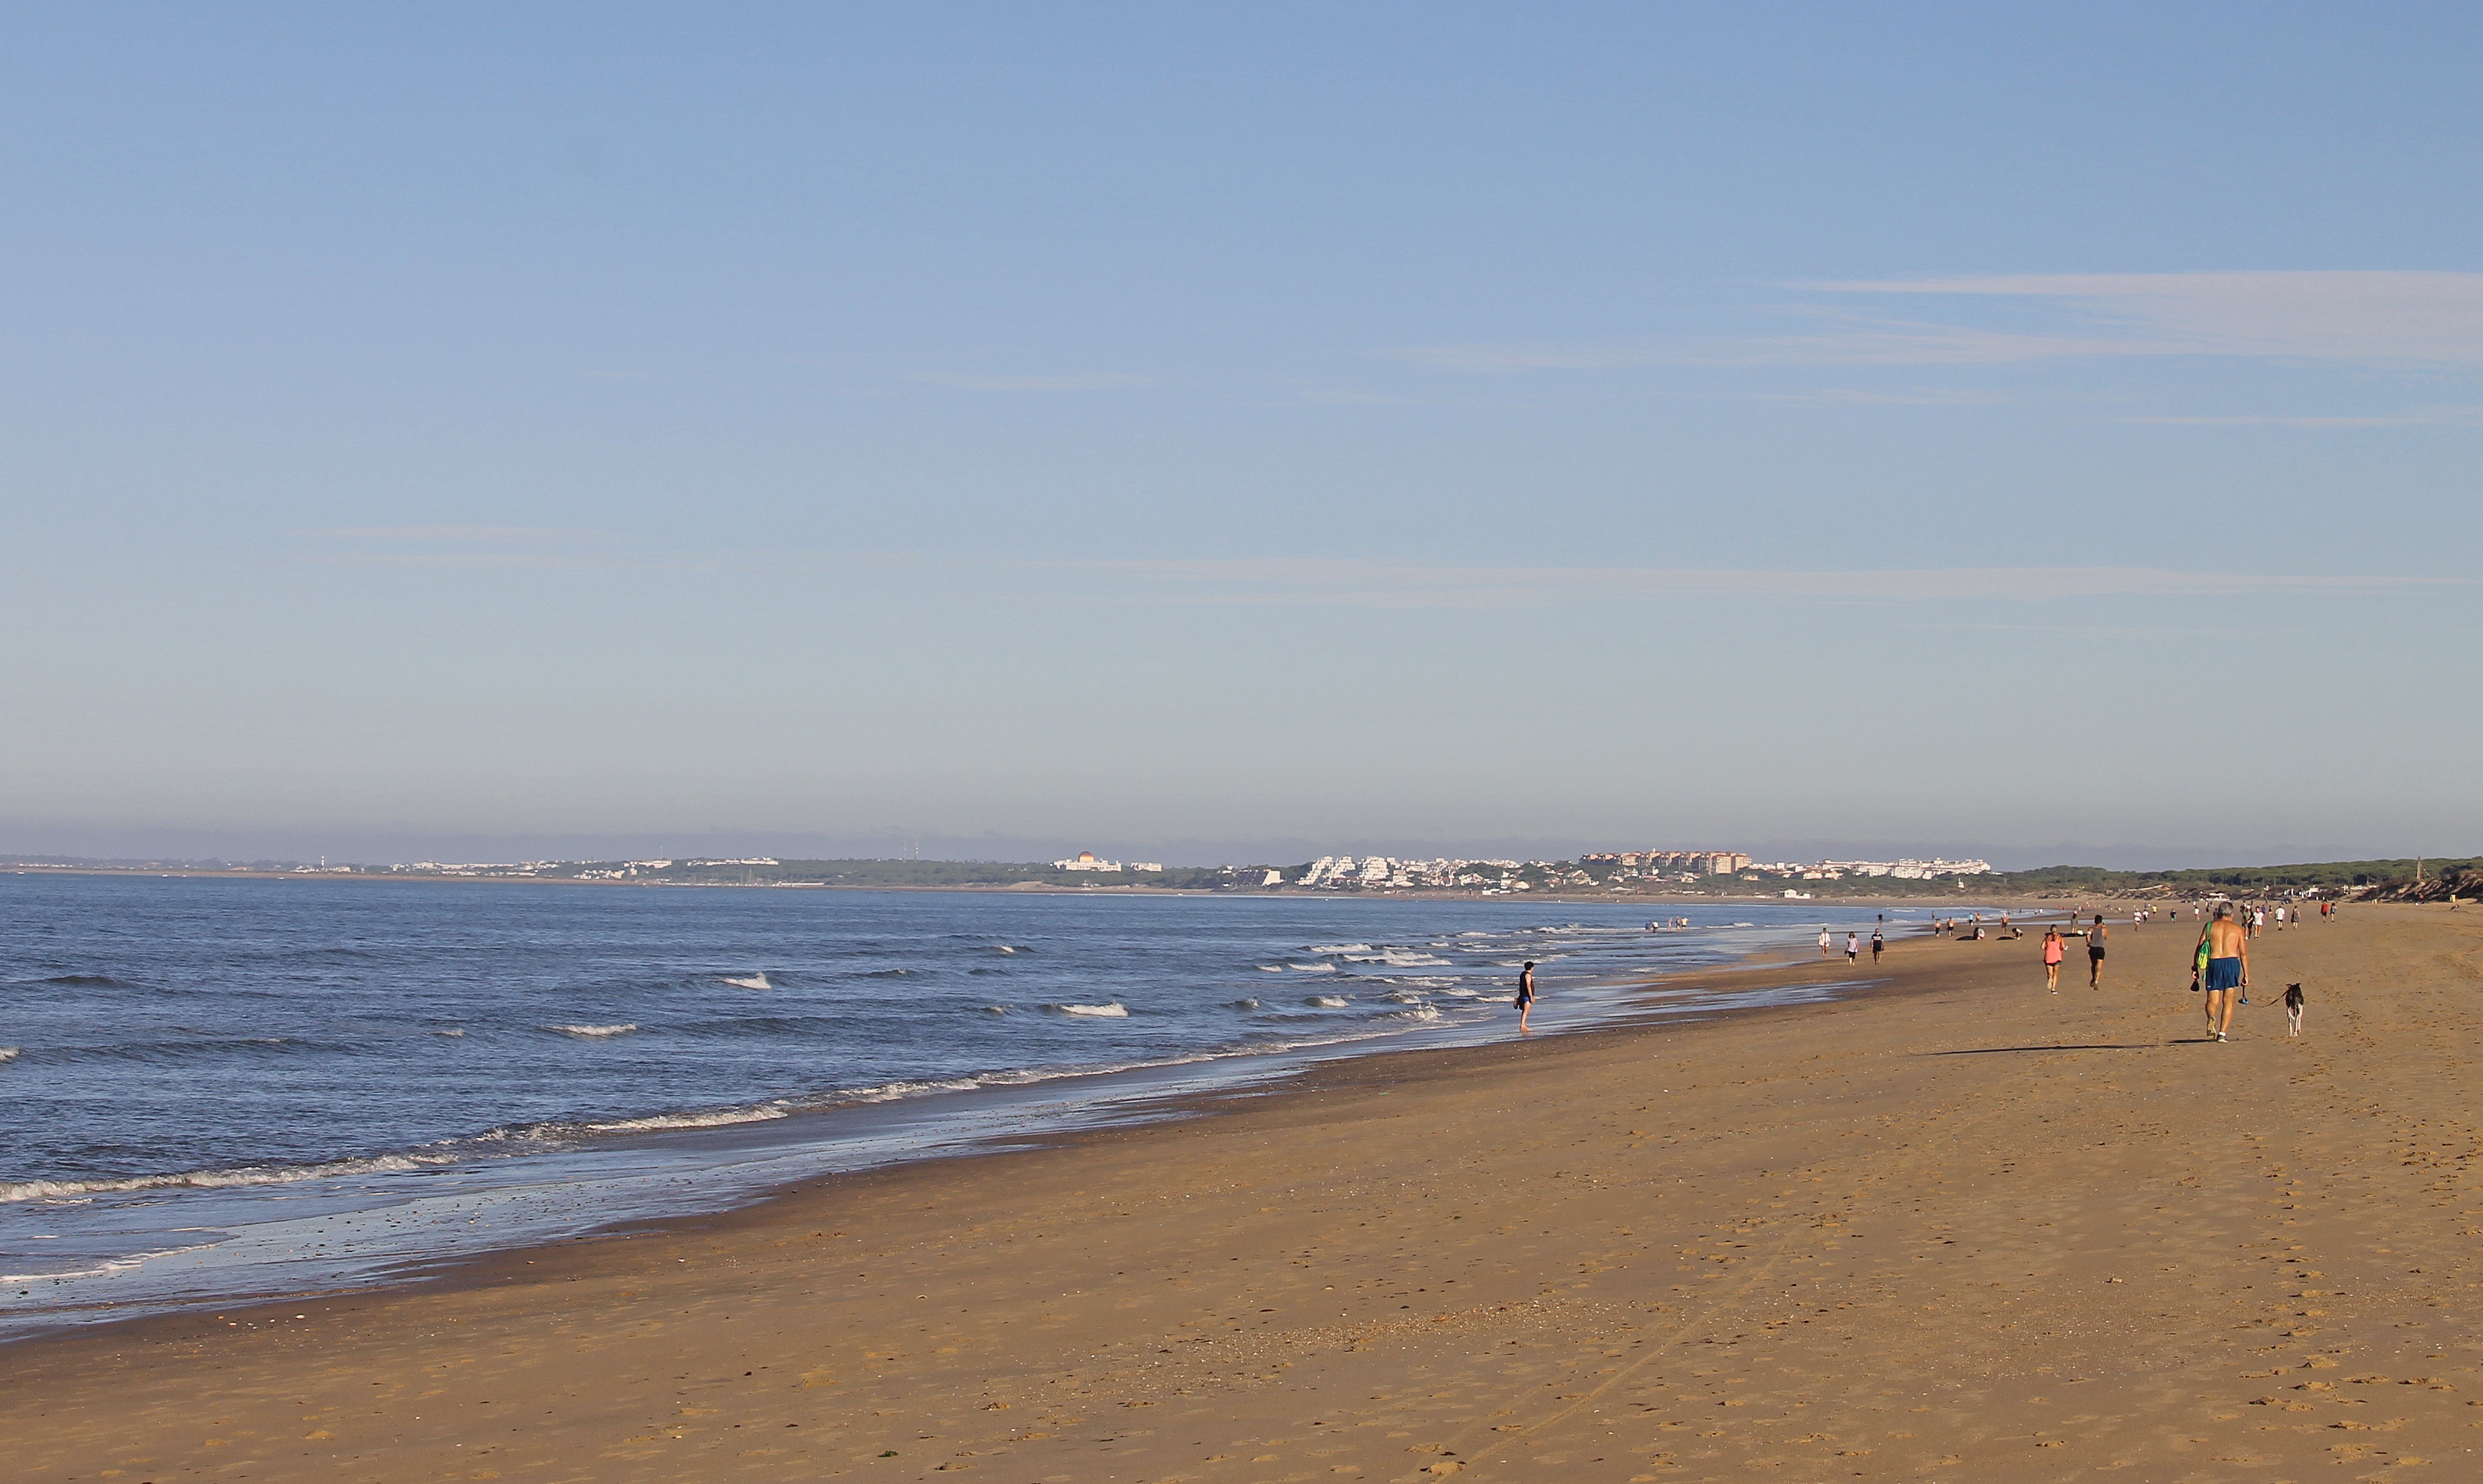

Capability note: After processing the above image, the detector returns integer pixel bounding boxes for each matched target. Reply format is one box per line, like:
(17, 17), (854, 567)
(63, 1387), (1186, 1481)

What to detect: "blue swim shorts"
(2204, 956), (2243, 992)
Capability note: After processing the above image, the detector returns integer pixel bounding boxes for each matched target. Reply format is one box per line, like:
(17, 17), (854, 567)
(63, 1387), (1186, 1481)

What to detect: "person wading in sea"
(1514, 960), (1537, 1033)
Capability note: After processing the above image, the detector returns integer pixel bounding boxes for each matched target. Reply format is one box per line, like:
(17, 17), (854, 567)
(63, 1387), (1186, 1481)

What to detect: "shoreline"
(1, 925), (1919, 1344)
(18, 908), (2470, 1481)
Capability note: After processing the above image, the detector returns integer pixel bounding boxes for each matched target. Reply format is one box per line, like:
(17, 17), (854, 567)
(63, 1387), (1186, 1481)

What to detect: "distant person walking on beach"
(1869, 928), (1884, 966)
(1819, 927), (1832, 955)
(1845, 932), (1859, 964)
(2086, 914), (2109, 989)
(2043, 926), (2065, 992)
(1514, 960), (1536, 1033)
(2199, 905), (2249, 1042)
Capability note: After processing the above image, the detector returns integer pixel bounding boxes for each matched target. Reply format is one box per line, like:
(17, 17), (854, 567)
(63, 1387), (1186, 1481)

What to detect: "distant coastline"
(6, 851), (2472, 903)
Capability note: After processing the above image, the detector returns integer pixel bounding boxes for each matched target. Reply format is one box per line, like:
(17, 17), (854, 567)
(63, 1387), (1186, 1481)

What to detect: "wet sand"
(9, 905), (2480, 1482)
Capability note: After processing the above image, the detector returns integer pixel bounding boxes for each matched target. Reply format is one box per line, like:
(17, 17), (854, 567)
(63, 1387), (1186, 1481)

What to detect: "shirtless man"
(2198, 904), (2250, 1042)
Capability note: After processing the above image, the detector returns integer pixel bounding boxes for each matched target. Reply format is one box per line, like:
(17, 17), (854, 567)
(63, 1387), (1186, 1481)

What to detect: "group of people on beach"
(1510, 897), (2327, 1039)
(2035, 899), (2329, 1040)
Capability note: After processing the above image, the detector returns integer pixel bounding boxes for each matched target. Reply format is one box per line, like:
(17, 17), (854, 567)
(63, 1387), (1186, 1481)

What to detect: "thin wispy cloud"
(1801, 270), (2483, 367)
(288, 526), (639, 571)
(1749, 387), (2007, 407)
(2119, 406), (2483, 428)
(279, 536), (2464, 605)
(914, 371), (1153, 392)
(1394, 271), (2483, 375)
(1067, 558), (2459, 609)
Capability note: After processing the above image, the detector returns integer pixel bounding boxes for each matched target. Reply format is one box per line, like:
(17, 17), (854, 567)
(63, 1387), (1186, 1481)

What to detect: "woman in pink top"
(2042, 926), (2065, 994)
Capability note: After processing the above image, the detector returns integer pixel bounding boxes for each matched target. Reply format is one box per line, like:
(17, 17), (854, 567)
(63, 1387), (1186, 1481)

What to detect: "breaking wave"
(546, 1023), (638, 1038)
(1, 1152), (455, 1204)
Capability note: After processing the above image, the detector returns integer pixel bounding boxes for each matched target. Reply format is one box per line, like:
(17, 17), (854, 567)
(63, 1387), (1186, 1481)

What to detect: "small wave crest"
(1046, 1002), (1130, 1018)
(1307, 942), (1373, 955)
(546, 1023), (638, 1038)
(0, 1046), (19, 1063)
(1, 1152), (455, 1204)
(1228, 997), (1261, 1011)
(40, 973), (124, 988)
(1345, 949), (1450, 967)
(1304, 994), (1351, 1008)
(584, 1105), (790, 1134)
(719, 972), (772, 990)
(1284, 962), (1338, 973)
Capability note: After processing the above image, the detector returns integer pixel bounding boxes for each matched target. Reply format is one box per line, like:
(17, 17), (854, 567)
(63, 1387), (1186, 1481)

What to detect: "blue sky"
(4, 4), (2478, 867)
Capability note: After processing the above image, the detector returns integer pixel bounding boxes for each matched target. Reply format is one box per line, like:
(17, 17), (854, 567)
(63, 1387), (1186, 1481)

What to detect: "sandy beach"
(9, 905), (2479, 1483)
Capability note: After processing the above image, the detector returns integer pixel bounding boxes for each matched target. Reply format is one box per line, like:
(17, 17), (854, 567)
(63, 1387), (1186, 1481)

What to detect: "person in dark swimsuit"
(2087, 913), (2109, 989)
(1514, 960), (1536, 1033)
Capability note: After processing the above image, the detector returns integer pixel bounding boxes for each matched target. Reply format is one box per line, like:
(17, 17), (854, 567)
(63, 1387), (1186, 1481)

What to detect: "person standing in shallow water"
(1514, 960), (1536, 1033)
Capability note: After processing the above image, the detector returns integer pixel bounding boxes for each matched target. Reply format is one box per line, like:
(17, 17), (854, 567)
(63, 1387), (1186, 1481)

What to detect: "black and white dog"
(2284, 982), (2306, 1037)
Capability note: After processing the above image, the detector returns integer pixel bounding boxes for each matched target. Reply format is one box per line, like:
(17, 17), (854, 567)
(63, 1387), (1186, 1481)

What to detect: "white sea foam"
(1255, 963), (1286, 972)
(1387, 1004), (1443, 1022)
(719, 973), (772, 990)
(585, 1105), (790, 1134)
(1050, 1002), (1130, 1018)
(982, 1004), (1009, 1014)
(1, 1243), (216, 1284)
(1346, 949), (1450, 967)
(1308, 942), (1373, 955)
(1305, 994), (1351, 1008)
(1284, 962), (1338, 973)
(1229, 997), (1261, 1011)
(0, 1152), (453, 1204)
(546, 1023), (638, 1038)
(434, 1028), (465, 1038)
(0, 1046), (19, 1063)
(843, 1075), (990, 1101)
(993, 945), (1021, 954)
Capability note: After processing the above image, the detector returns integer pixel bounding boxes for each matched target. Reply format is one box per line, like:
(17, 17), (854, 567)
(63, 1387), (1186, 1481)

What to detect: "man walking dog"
(2198, 905), (2250, 1042)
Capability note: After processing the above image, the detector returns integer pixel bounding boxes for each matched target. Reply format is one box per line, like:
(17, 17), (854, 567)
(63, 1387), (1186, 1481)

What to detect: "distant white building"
(1053, 851), (1123, 871)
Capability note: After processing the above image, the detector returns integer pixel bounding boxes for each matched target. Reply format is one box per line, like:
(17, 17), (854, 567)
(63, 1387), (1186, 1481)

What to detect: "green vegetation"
(1985, 858), (2483, 897)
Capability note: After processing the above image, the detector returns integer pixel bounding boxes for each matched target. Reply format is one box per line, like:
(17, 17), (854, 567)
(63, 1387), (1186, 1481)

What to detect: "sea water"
(0, 873), (1946, 1334)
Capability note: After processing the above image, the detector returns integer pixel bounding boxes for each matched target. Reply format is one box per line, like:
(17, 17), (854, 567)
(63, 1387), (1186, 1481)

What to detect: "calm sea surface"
(0, 874), (1956, 1335)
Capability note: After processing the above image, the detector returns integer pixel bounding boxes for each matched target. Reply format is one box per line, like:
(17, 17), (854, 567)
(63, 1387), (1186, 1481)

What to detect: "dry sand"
(8, 905), (2479, 1483)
